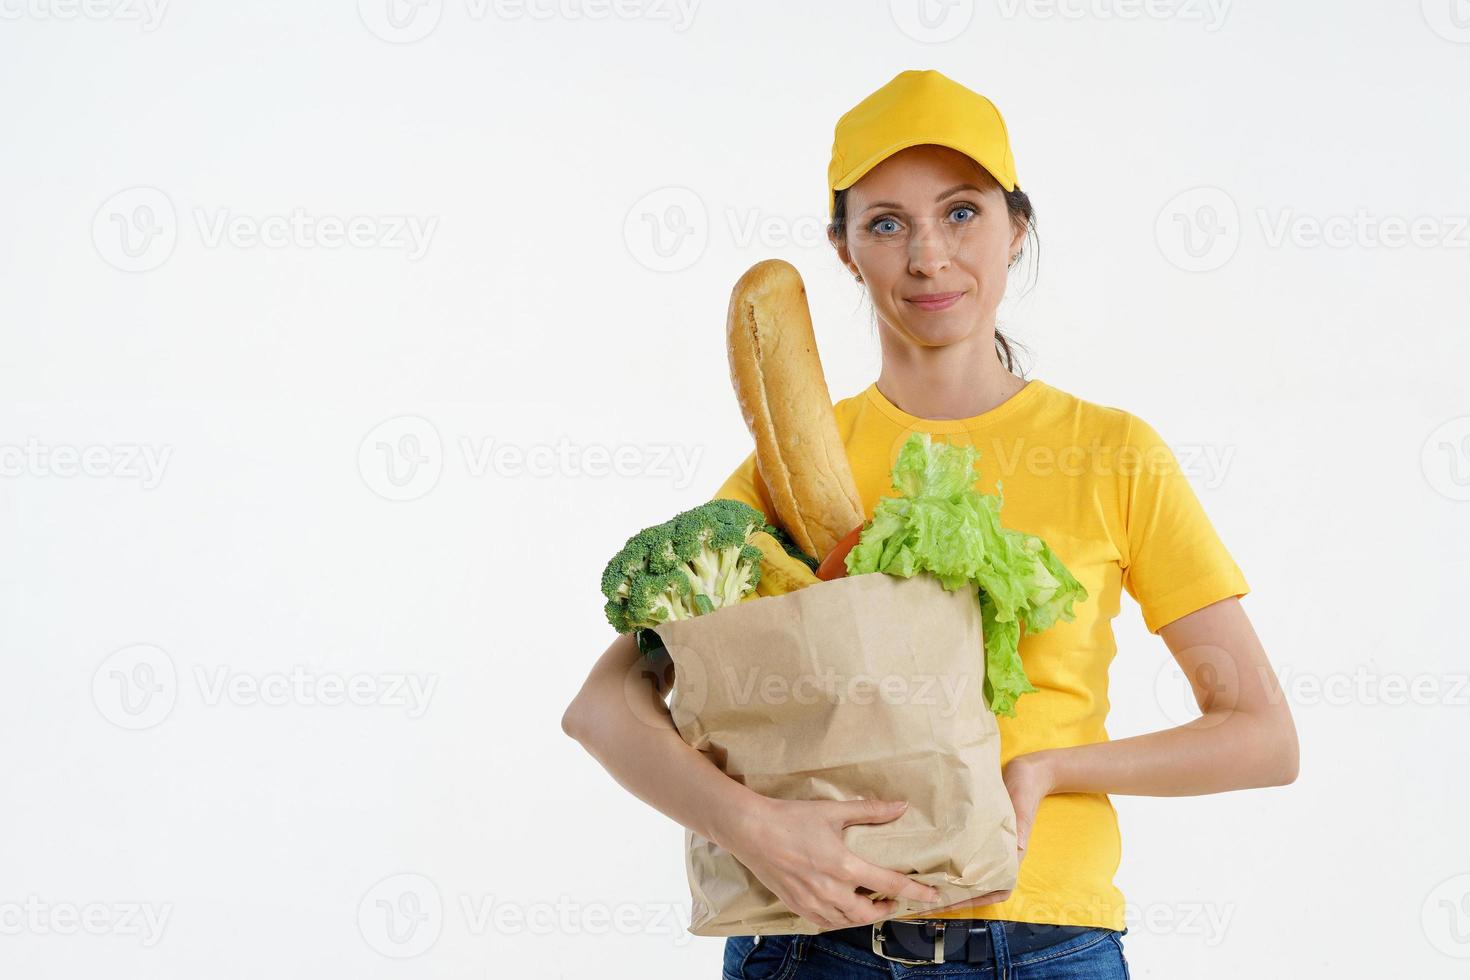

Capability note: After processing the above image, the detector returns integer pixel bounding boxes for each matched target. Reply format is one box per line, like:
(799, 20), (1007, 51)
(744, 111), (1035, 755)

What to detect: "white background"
(2, 1), (1467, 977)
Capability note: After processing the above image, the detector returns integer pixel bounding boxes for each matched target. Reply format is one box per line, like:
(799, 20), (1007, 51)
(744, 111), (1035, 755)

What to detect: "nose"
(907, 215), (951, 278)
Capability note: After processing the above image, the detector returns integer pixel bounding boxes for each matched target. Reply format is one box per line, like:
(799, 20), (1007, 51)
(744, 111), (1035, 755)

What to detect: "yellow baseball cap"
(827, 69), (1019, 219)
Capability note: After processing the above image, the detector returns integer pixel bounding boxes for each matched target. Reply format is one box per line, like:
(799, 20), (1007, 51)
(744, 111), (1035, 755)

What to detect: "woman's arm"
(560, 631), (764, 847)
(1018, 596), (1300, 796)
(561, 631), (943, 929)
(933, 596), (1298, 915)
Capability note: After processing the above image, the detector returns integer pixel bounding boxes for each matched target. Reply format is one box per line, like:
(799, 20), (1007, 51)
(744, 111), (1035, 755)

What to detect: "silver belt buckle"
(871, 920), (946, 965)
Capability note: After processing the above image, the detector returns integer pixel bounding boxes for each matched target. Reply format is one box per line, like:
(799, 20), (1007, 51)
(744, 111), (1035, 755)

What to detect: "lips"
(906, 291), (965, 312)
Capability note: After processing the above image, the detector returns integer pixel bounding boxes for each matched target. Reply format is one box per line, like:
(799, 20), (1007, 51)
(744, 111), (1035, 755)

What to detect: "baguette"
(726, 259), (865, 561)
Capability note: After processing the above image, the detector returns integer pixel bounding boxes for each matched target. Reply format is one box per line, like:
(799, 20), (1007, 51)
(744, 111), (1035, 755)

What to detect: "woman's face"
(832, 143), (1024, 350)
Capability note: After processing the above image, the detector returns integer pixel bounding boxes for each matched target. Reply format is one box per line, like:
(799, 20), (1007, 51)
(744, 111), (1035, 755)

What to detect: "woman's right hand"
(719, 795), (943, 931)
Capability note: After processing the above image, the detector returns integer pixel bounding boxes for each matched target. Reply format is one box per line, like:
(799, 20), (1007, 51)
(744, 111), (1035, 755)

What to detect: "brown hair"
(827, 166), (1038, 376)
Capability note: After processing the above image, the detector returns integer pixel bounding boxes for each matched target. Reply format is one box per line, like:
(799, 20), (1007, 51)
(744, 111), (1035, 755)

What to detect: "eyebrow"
(861, 183), (984, 214)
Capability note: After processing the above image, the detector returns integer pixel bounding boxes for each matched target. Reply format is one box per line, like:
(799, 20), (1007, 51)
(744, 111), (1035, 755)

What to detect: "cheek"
(961, 224), (1015, 277)
(956, 242), (1009, 285)
(851, 239), (908, 281)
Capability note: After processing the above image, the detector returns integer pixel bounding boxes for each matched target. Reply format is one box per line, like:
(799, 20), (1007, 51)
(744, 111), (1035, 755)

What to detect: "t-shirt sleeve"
(710, 448), (779, 524)
(1120, 414), (1250, 634)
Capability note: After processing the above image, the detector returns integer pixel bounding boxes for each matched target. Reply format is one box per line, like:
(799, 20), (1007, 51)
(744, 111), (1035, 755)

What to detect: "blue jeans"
(722, 923), (1130, 978)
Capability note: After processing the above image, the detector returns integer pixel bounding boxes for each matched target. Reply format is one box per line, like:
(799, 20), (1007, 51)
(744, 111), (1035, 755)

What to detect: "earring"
(854, 273), (863, 282)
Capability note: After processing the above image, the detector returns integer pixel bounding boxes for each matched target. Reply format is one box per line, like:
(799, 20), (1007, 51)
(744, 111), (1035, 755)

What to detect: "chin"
(899, 314), (974, 347)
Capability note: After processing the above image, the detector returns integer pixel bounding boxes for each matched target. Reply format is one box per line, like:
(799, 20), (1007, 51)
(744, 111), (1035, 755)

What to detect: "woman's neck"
(874, 329), (1024, 421)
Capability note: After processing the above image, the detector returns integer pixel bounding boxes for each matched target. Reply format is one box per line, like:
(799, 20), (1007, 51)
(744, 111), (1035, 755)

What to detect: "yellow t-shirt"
(710, 377), (1249, 931)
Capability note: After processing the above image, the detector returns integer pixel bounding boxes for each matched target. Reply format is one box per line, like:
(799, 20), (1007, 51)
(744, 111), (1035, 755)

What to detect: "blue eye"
(870, 216), (900, 235)
(950, 205), (976, 222)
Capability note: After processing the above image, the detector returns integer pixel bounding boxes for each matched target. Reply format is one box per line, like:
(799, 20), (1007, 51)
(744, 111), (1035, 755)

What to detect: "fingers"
(797, 897), (853, 932)
(853, 864), (942, 905)
(759, 798), (939, 931)
(786, 876), (903, 932)
(831, 891), (897, 928)
(779, 881), (854, 932)
(832, 798), (910, 828)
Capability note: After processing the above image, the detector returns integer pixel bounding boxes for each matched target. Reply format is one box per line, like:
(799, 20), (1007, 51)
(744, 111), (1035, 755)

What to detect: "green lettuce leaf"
(844, 432), (1088, 717)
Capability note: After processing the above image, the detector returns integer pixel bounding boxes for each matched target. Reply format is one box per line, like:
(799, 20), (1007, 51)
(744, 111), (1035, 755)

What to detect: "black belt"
(825, 917), (1101, 966)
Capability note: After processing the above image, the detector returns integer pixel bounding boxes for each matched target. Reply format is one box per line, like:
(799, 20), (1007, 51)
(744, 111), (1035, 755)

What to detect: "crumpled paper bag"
(650, 571), (1018, 936)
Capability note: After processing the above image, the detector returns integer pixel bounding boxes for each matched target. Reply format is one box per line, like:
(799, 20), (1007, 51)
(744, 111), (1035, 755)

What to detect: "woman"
(564, 69), (1298, 978)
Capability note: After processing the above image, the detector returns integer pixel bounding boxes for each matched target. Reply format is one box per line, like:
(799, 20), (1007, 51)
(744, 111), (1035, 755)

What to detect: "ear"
(828, 225), (857, 277)
(1008, 214), (1027, 258)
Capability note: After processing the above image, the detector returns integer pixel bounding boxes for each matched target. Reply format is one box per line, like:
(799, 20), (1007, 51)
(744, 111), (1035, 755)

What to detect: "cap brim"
(832, 136), (1017, 200)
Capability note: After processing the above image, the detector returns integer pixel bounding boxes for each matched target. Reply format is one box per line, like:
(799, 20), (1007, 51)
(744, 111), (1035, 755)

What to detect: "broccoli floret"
(600, 499), (772, 633)
(688, 498), (819, 571)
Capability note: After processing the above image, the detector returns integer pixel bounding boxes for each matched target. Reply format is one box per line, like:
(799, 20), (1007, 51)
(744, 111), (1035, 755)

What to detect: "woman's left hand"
(999, 751), (1054, 869)
(920, 752), (1056, 914)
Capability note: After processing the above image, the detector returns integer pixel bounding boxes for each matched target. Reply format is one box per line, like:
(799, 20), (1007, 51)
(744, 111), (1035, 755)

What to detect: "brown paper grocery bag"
(650, 571), (1018, 937)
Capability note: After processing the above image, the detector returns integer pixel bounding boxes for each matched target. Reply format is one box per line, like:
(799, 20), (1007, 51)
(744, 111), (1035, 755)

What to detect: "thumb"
(834, 798), (909, 829)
